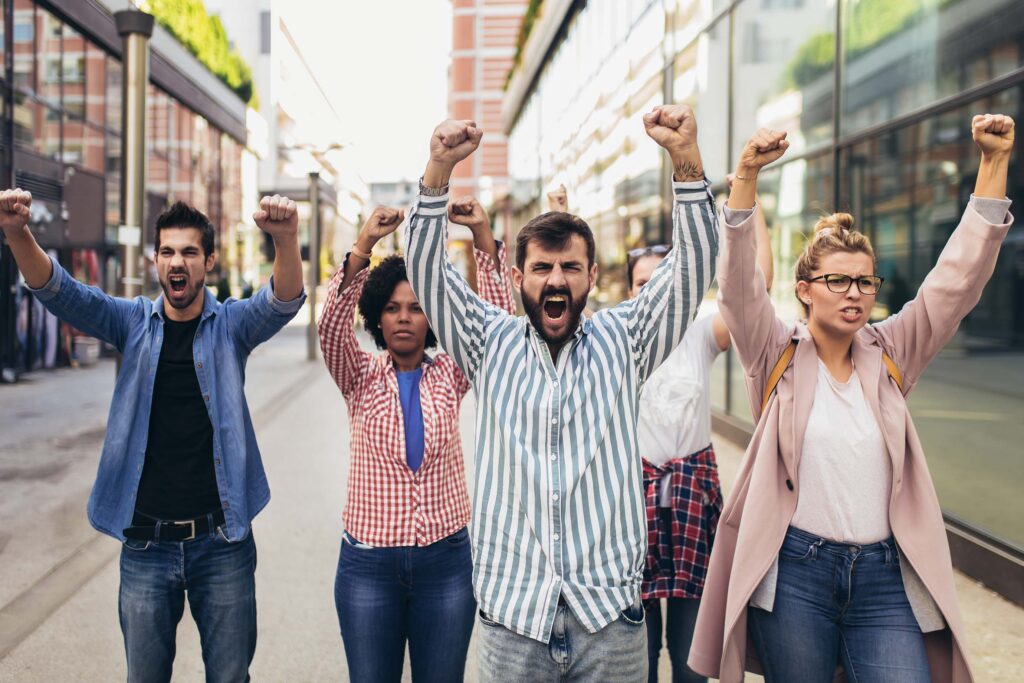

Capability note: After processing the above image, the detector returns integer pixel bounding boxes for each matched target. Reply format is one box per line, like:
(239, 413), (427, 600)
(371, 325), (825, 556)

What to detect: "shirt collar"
(151, 287), (219, 321)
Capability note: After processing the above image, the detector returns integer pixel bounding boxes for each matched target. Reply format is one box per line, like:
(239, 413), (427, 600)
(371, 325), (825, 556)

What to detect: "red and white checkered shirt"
(318, 243), (514, 546)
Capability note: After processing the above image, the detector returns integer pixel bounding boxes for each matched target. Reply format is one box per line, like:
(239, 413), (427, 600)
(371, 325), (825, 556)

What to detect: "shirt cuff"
(266, 276), (307, 314)
(969, 195), (1012, 225)
(413, 193), (449, 217)
(722, 204), (755, 227)
(25, 255), (63, 301)
(671, 177), (711, 202)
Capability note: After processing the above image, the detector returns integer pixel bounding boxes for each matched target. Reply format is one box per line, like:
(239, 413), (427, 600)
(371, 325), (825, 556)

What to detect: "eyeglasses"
(627, 244), (670, 259)
(801, 273), (884, 295)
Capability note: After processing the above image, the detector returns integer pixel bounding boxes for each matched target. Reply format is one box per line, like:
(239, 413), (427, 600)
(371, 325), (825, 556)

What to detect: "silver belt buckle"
(171, 519), (196, 541)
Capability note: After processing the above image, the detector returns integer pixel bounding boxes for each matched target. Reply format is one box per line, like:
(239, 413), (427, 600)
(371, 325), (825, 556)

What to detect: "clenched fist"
(736, 129), (789, 175)
(359, 206), (405, 245)
(448, 196), (489, 233)
(430, 119), (483, 167)
(972, 114), (1014, 158)
(0, 189), (33, 236)
(546, 184), (568, 212)
(643, 105), (698, 155)
(253, 195), (299, 240)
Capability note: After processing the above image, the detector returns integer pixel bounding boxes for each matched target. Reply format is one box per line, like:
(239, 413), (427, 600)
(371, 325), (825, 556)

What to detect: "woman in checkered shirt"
(317, 199), (515, 682)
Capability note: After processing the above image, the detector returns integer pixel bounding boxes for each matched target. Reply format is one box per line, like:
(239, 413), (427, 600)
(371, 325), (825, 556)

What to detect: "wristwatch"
(418, 176), (449, 197)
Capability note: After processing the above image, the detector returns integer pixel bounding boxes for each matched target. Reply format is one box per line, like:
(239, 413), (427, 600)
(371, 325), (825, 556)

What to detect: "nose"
(397, 306), (411, 322)
(548, 264), (568, 289)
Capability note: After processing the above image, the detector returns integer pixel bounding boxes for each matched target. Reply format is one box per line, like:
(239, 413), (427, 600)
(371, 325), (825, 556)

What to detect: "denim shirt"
(29, 256), (306, 541)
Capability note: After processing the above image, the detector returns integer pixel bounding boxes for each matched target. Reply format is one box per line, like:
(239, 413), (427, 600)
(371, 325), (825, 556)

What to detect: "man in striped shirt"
(406, 104), (719, 681)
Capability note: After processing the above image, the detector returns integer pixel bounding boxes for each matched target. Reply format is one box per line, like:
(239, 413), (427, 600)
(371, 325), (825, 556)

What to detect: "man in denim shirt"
(0, 189), (305, 682)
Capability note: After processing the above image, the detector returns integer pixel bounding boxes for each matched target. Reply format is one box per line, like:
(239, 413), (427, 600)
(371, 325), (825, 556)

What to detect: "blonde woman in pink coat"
(688, 114), (1014, 683)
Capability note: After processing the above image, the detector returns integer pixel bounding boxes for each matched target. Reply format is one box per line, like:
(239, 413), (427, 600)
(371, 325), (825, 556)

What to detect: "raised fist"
(253, 195), (299, 239)
(430, 119), (483, 167)
(0, 189), (32, 235)
(448, 196), (489, 233)
(643, 104), (698, 154)
(736, 129), (789, 173)
(972, 114), (1014, 158)
(360, 206), (405, 244)
(546, 184), (568, 212)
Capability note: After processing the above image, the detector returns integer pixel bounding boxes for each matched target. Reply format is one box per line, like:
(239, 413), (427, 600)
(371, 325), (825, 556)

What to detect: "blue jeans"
(644, 598), (705, 683)
(334, 527), (476, 682)
(476, 599), (648, 682)
(748, 526), (930, 683)
(118, 526), (257, 683)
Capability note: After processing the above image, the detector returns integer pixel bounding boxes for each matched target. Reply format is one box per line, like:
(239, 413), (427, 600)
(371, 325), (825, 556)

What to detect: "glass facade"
(505, 0), (1024, 550)
(0, 1), (248, 375)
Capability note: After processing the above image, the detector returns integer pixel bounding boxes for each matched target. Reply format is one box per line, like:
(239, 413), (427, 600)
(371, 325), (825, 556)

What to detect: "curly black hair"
(358, 255), (438, 351)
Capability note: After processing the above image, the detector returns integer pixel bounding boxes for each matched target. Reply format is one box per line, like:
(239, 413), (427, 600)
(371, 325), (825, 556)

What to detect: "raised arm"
(717, 129), (793, 414)
(1, 189), (139, 349)
(406, 119), (509, 382)
(713, 173), (775, 350)
(318, 207), (403, 397)
(546, 184), (568, 212)
(448, 196), (516, 314)
(623, 104), (720, 381)
(872, 114), (1014, 389)
(227, 195), (306, 352)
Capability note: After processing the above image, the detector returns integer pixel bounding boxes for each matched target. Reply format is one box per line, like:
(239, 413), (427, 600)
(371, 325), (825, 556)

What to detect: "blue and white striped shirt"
(406, 179), (718, 642)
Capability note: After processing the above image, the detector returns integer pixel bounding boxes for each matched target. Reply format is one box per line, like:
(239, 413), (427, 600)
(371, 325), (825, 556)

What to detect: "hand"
(253, 195), (299, 240)
(643, 104), (698, 155)
(430, 119), (483, 168)
(448, 196), (489, 233)
(546, 184), (568, 212)
(736, 129), (789, 176)
(359, 206), (405, 246)
(0, 189), (32, 236)
(972, 114), (1014, 158)
(726, 173), (736, 190)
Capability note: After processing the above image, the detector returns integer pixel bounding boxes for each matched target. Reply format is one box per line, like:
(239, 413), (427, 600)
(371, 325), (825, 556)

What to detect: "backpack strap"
(761, 340), (797, 415)
(760, 341), (905, 415)
(882, 351), (904, 394)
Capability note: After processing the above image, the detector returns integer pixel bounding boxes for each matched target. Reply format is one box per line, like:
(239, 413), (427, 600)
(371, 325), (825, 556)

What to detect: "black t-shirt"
(135, 315), (221, 519)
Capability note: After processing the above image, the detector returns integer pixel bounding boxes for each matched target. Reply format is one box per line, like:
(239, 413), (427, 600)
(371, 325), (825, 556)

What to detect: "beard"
(160, 270), (205, 310)
(521, 285), (588, 347)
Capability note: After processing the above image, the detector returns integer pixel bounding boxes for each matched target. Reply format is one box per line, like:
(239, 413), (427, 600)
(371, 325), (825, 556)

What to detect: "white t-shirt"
(790, 359), (892, 543)
(638, 314), (723, 506)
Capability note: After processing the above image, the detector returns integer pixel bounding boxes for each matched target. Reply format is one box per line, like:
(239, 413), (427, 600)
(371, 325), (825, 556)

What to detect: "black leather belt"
(123, 509), (226, 542)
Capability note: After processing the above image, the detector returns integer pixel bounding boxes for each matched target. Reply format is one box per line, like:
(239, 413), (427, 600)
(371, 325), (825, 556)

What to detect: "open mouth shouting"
(168, 272), (189, 295)
(839, 305), (863, 323)
(542, 293), (569, 323)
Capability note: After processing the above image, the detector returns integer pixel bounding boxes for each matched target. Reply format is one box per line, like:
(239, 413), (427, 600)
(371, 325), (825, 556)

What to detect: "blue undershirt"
(396, 367), (425, 472)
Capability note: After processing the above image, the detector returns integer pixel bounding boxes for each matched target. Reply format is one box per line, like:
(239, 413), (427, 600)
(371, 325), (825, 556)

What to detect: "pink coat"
(688, 201), (1013, 683)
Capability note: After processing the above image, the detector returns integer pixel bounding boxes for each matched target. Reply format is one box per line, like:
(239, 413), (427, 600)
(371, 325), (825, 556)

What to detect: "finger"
(16, 204), (30, 217)
(642, 111), (659, 129)
(18, 190), (32, 207)
(252, 210), (267, 224)
(272, 196), (284, 221)
(467, 126), (483, 144)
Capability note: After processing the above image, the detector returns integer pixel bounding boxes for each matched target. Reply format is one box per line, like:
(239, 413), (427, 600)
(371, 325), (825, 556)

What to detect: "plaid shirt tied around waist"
(641, 446), (722, 600)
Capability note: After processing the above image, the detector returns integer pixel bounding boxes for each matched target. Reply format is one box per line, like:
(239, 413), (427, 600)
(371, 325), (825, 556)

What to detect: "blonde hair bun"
(813, 212), (855, 236)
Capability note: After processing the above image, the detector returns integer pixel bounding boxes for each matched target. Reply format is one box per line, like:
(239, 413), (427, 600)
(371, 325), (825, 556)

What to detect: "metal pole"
(115, 10), (153, 306)
(307, 171), (320, 361)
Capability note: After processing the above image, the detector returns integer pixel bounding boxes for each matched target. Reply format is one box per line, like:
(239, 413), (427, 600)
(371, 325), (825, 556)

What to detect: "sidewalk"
(0, 325), (1021, 680)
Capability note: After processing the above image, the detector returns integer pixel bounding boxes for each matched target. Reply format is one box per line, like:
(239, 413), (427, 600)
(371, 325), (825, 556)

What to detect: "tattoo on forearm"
(673, 160), (705, 181)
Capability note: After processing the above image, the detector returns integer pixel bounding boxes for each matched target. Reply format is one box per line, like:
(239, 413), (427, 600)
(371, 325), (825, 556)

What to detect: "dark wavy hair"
(155, 201), (216, 256)
(358, 255), (438, 351)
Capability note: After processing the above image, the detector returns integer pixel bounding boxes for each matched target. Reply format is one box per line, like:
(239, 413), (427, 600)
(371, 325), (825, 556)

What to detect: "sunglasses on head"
(627, 244), (670, 259)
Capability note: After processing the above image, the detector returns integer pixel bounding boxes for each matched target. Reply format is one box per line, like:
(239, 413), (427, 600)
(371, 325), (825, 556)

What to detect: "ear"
(511, 266), (524, 293)
(588, 263), (598, 292)
(795, 280), (810, 305)
(205, 252), (217, 273)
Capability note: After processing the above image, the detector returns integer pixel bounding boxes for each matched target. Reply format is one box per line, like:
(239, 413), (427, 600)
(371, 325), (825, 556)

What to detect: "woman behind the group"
(625, 176), (772, 683)
(688, 114), (1014, 683)
(317, 198), (514, 683)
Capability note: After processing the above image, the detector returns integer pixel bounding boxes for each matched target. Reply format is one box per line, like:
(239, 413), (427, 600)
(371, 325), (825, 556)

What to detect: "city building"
(0, 0), (256, 380)
(449, 0), (528, 203)
(501, 0), (1023, 603)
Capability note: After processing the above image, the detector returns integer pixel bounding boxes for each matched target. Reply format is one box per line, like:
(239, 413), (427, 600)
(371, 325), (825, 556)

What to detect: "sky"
(280, 0), (453, 184)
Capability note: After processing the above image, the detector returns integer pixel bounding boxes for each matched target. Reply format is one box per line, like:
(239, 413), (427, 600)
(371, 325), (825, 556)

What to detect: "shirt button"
(553, 533), (560, 541)
(552, 494), (559, 501)
(204, 394), (210, 402)
(550, 455), (556, 461)
(214, 458), (221, 465)
(550, 418), (557, 425)
(222, 501), (230, 508)
(196, 362), (203, 369)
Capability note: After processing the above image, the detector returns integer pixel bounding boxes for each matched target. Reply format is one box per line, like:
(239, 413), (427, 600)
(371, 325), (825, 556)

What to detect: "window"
(260, 11), (271, 55)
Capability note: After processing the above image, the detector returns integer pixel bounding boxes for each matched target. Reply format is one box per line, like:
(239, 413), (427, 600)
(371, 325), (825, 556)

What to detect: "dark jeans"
(118, 526), (257, 683)
(334, 527), (476, 683)
(644, 597), (705, 683)
(748, 526), (930, 683)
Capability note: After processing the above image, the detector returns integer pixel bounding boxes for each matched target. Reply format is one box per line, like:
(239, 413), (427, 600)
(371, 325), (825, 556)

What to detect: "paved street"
(1, 323), (1022, 681)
